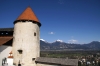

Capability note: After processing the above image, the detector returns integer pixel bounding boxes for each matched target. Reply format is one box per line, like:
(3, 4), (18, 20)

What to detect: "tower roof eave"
(14, 20), (41, 27)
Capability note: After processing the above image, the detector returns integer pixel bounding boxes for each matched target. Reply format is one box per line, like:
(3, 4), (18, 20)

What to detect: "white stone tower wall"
(12, 22), (40, 66)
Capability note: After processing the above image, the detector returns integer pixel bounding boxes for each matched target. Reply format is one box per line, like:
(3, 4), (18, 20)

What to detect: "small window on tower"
(17, 49), (23, 54)
(32, 58), (35, 61)
(34, 32), (36, 36)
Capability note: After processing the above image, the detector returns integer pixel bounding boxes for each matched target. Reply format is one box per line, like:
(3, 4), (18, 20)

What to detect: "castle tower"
(12, 7), (41, 66)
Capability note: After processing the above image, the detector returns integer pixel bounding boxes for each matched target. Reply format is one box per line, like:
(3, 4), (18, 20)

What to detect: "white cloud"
(49, 32), (55, 34)
(68, 39), (78, 44)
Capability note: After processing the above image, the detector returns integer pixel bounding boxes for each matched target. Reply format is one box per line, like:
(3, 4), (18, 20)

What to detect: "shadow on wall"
(0, 45), (8, 52)
(3, 39), (13, 46)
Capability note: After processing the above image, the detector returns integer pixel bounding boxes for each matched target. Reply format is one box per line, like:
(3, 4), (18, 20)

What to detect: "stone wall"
(36, 63), (60, 66)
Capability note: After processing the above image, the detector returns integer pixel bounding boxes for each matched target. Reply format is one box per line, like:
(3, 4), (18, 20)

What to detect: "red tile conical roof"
(16, 7), (39, 22)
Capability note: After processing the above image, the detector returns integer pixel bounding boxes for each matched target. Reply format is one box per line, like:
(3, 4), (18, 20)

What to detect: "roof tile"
(0, 37), (12, 46)
(17, 7), (39, 22)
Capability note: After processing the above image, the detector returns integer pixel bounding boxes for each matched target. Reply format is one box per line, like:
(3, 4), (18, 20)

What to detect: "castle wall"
(12, 22), (40, 66)
(0, 45), (12, 66)
(36, 63), (60, 66)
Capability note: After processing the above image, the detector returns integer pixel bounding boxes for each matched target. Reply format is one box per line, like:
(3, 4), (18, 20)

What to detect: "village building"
(0, 7), (78, 66)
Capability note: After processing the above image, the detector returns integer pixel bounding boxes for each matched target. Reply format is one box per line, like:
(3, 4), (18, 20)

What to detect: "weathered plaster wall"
(12, 22), (40, 66)
(36, 63), (60, 66)
(0, 45), (12, 66)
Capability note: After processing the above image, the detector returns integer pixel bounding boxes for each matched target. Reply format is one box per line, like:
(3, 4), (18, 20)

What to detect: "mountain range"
(40, 39), (100, 50)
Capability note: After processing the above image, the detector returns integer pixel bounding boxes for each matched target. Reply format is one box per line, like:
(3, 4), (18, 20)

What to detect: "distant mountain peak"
(40, 39), (52, 43)
(40, 39), (46, 41)
(40, 39), (100, 50)
(56, 39), (63, 42)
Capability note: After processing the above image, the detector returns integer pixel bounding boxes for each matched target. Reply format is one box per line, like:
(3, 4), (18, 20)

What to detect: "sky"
(0, 0), (100, 44)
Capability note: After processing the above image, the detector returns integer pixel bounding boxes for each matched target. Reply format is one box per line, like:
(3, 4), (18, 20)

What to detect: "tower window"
(32, 58), (35, 61)
(34, 32), (36, 36)
(17, 49), (23, 54)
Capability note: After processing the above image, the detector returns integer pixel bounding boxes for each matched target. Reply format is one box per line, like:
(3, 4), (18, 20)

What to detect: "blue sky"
(0, 0), (100, 44)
